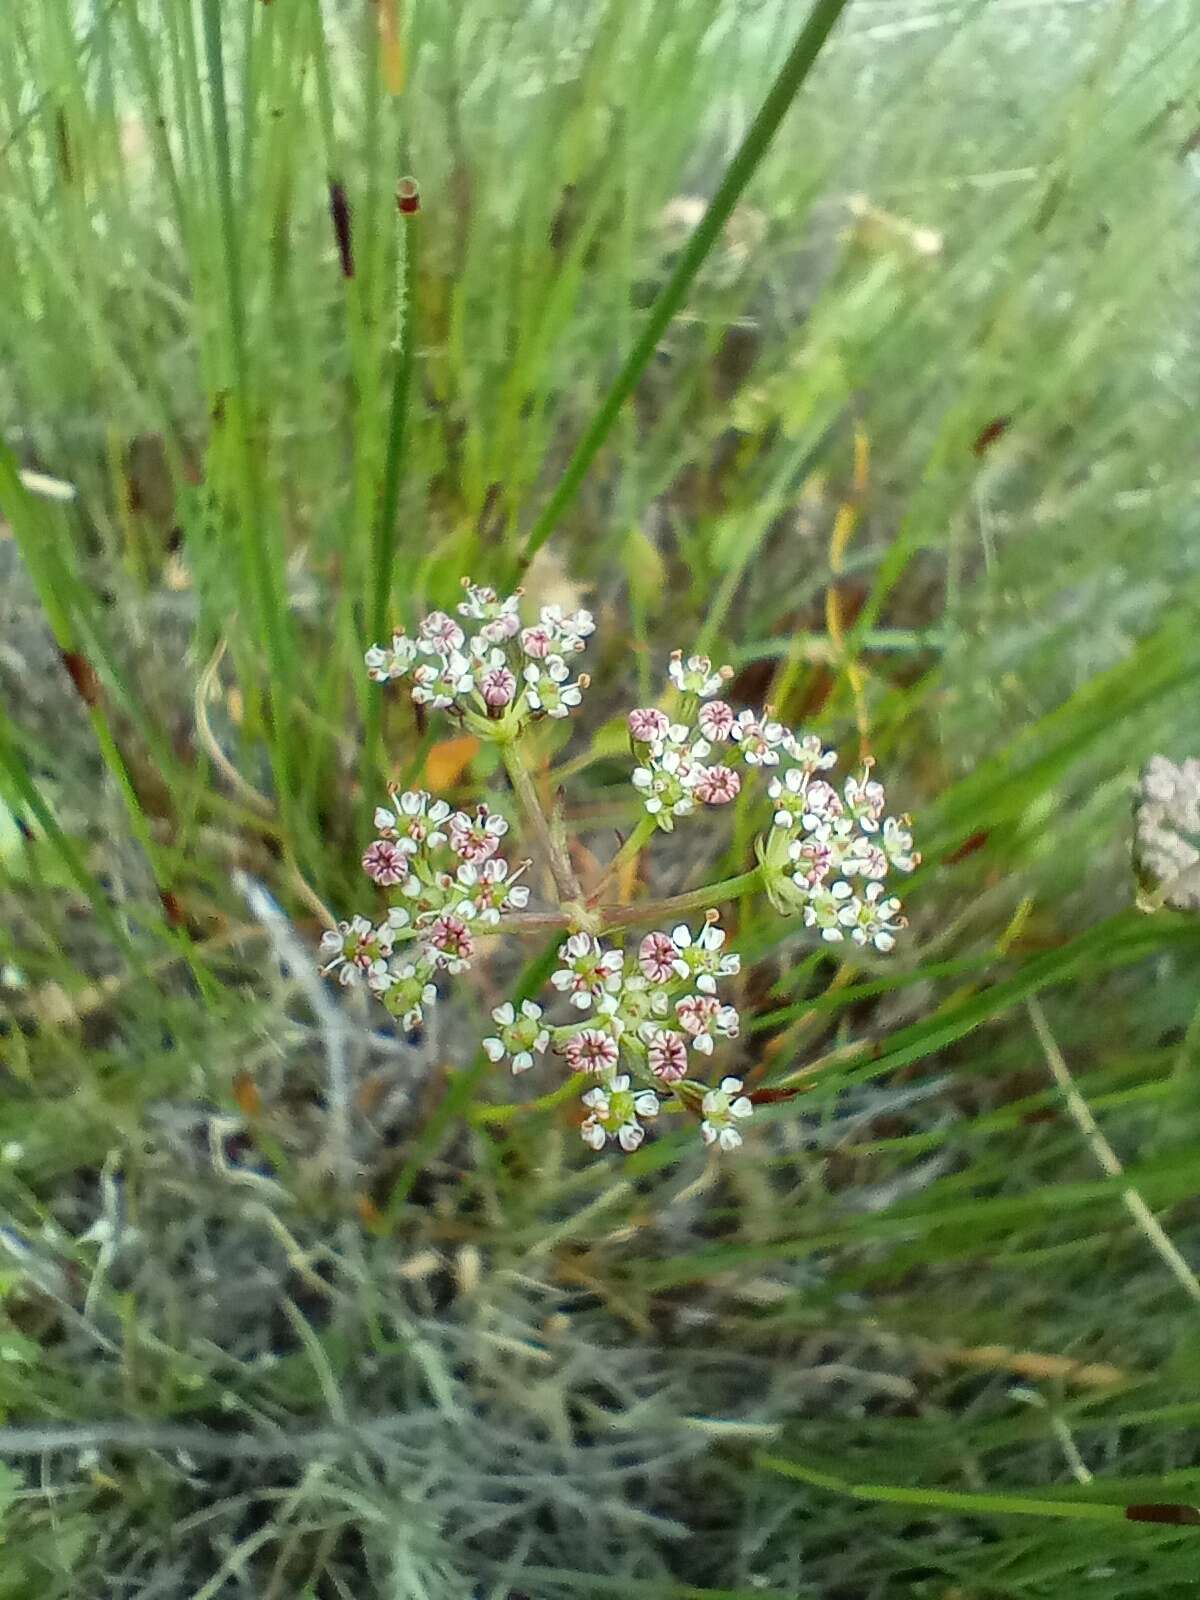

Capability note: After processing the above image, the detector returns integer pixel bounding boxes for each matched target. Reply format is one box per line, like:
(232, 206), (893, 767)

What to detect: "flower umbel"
(333, 594), (920, 1162)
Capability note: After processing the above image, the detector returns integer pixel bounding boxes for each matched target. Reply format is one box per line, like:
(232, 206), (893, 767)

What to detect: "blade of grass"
(756, 1454), (1159, 1524)
(514, 0), (855, 577)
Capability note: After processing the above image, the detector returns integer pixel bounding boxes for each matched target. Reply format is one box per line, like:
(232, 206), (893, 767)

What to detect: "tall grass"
(3, 0), (1200, 1594)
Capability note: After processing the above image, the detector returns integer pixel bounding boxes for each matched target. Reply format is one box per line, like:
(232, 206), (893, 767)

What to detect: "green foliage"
(2, 0), (1200, 1594)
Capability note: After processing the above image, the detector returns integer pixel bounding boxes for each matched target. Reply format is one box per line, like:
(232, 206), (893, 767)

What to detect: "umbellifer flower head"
(342, 607), (920, 1164)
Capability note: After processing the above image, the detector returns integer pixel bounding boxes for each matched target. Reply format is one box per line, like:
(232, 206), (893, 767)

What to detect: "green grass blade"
(515, 0), (855, 576)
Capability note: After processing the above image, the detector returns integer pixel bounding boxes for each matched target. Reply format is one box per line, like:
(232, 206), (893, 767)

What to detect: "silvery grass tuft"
(324, 580), (919, 1156)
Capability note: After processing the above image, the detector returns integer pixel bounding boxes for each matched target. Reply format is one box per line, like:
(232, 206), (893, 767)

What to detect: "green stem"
(363, 189), (420, 817)
(514, 0), (854, 577)
(470, 1072), (588, 1127)
(492, 910), (570, 935)
(490, 865), (765, 936)
(501, 740), (581, 905)
(599, 867), (763, 932)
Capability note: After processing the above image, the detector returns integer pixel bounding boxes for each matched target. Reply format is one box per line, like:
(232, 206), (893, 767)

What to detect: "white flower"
(768, 767), (810, 830)
(801, 780), (843, 828)
(580, 1076), (660, 1153)
(378, 960), (438, 1031)
(843, 767), (886, 831)
(631, 745), (702, 830)
(454, 858), (529, 924)
(882, 815), (920, 873)
(417, 610), (466, 655)
(668, 651), (730, 698)
(457, 582), (502, 619)
(365, 630), (417, 683)
(523, 655), (585, 718)
(844, 838), (889, 880)
(783, 732), (837, 775)
(838, 881), (906, 952)
(448, 806), (509, 863)
(675, 993), (740, 1054)
(788, 832), (836, 890)
(700, 1077), (753, 1151)
(319, 916), (390, 986)
(670, 921), (740, 994)
(607, 973), (670, 1035)
(802, 879), (856, 941)
(482, 999), (549, 1073)
(411, 651), (474, 708)
(540, 605), (595, 655)
(375, 790), (452, 853)
(729, 711), (788, 766)
(551, 933), (624, 1010)
(457, 583), (521, 642)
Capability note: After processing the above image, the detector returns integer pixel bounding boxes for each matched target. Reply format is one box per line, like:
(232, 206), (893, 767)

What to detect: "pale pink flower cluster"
(331, 603), (921, 1163)
(763, 758), (919, 949)
(541, 917), (751, 1155)
(628, 647), (919, 947)
(627, 651), (787, 830)
(321, 788), (529, 1031)
(364, 581), (593, 729)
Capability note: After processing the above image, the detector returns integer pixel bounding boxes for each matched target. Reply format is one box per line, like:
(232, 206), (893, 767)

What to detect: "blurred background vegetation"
(3, 0), (1200, 1594)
